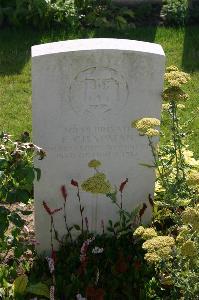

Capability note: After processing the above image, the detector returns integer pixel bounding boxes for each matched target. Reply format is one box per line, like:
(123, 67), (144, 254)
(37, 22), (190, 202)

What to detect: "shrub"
(162, 0), (189, 26)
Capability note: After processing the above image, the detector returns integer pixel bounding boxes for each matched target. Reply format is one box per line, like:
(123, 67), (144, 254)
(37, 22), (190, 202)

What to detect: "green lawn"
(0, 26), (198, 155)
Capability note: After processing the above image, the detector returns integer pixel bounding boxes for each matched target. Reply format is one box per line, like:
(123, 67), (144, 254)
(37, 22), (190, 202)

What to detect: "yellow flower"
(145, 128), (159, 137)
(144, 252), (160, 264)
(187, 170), (199, 186)
(162, 86), (189, 102)
(155, 181), (166, 193)
(142, 236), (175, 252)
(166, 65), (179, 72)
(162, 103), (171, 110)
(88, 159), (101, 168)
(180, 240), (197, 257)
(142, 228), (157, 240)
(177, 104), (185, 109)
(132, 117), (160, 135)
(144, 246), (173, 264)
(164, 70), (191, 87)
(133, 226), (145, 237)
(81, 173), (112, 194)
(160, 275), (173, 286)
(157, 246), (172, 258)
(182, 207), (199, 231)
(183, 149), (199, 168)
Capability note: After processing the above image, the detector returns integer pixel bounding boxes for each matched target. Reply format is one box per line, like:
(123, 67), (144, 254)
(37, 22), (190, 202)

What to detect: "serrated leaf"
(26, 282), (49, 298)
(13, 275), (28, 296)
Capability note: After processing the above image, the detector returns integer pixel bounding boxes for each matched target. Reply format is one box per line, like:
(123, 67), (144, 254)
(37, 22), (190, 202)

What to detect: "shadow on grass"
(182, 0), (199, 71)
(0, 28), (45, 76)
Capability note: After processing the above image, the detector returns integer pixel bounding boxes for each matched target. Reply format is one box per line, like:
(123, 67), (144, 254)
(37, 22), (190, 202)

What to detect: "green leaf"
(16, 189), (30, 203)
(13, 275), (28, 296)
(0, 158), (8, 170)
(74, 224), (81, 231)
(19, 209), (32, 216)
(0, 206), (9, 237)
(26, 282), (50, 298)
(115, 15), (127, 28)
(25, 167), (35, 184)
(8, 212), (25, 227)
(120, 8), (135, 18)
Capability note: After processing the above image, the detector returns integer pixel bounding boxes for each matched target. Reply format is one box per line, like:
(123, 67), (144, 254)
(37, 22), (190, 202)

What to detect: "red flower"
(61, 185), (67, 202)
(71, 179), (79, 187)
(51, 249), (57, 263)
(119, 178), (128, 193)
(43, 201), (52, 215)
(148, 194), (154, 207)
(86, 287), (105, 300)
(43, 201), (62, 215)
(139, 203), (147, 220)
(115, 254), (128, 273)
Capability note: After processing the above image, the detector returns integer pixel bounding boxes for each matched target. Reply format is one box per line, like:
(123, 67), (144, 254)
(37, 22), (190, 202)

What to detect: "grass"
(0, 26), (198, 155)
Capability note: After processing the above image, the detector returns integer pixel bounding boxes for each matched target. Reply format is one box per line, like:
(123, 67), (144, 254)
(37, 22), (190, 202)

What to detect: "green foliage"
(0, 132), (44, 203)
(0, 65), (199, 299)
(13, 275), (28, 296)
(162, 0), (189, 26)
(0, 0), (135, 29)
(75, 0), (135, 30)
(0, 0), (198, 29)
(0, 132), (45, 299)
(13, 274), (50, 299)
(30, 228), (154, 299)
(0, 0), (50, 27)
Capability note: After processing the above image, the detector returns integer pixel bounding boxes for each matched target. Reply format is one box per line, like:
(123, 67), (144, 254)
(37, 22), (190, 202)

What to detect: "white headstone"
(32, 38), (165, 253)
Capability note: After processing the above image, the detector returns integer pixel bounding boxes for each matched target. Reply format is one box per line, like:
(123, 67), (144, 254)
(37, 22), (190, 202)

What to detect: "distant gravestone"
(32, 39), (165, 253)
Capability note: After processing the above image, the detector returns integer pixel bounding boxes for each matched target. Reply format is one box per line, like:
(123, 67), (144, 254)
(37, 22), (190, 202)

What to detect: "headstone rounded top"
(31, 38), (165, 58)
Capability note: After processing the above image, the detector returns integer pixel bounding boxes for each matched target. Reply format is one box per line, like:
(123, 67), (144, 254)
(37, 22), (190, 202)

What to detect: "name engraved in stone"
(47, 125), (137, 160)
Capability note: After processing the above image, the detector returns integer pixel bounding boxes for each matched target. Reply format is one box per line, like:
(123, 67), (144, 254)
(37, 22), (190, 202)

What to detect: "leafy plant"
(162, 0), (189, 25)
(0, 132), (45, 299)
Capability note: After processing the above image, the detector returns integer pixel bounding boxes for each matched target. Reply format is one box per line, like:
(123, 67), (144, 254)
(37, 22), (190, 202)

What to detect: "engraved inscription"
(69, 67), (128, 115)
(47, 126), (138, 160)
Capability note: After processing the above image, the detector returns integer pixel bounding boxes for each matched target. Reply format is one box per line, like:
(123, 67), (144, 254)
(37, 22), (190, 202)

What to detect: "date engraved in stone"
(69, 67), (128, 115)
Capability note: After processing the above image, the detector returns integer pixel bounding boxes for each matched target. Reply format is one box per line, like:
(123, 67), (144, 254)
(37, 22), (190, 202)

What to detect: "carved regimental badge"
(69, 67), (128, 115)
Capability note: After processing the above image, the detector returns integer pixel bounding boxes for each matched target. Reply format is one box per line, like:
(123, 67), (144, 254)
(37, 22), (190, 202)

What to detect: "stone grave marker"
(32, 38), (165, 253)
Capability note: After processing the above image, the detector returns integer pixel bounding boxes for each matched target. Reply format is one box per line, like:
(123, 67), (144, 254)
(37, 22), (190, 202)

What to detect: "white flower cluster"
(46, 257), (55, 274)
(50, 286), (55, 300)
(76, 294), (87, 300)
(92, 246), (104, 254)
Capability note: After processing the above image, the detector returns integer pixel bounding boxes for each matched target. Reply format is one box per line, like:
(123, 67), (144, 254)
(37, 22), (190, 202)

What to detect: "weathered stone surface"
(32, 38), (165, 253)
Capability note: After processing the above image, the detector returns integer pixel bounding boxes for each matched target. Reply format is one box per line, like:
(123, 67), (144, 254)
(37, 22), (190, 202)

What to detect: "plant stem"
(171, 101), (180, 180)
(77, 187), (84, 233)
(64, 202), (73, 242)
(50, 216), (54, 254)
(120, 191), (123, 209)
(147, 136), (168, 190)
